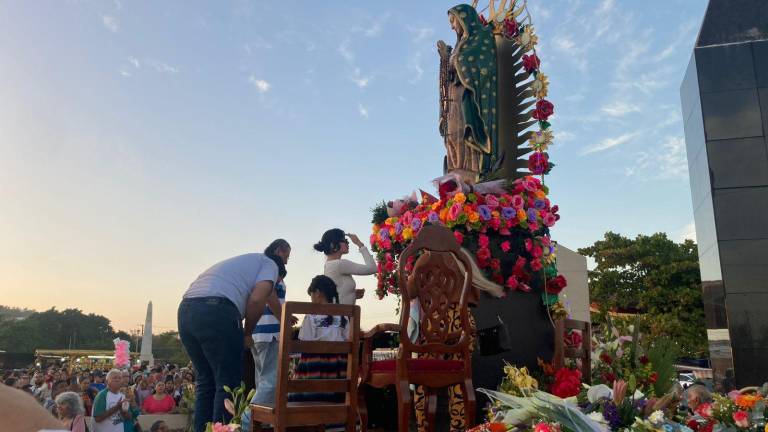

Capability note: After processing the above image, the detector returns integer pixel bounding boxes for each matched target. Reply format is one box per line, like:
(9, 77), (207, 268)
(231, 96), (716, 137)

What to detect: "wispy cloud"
(555, 131), (576, 144)
(625, 136), (688, 180)
(601, 101), (641, 117)
(101, 15), (119, 33)
(407, 52), (424, 83)
(338, 38), (354, 62)
(119, 69), (131, 78)
(409, 26), (435, 43)
(582, 132), (639, 155)
(364, 13), (390, 38)
(358, 103), (369, 118)
(350, 68), (371, 88)
(144, 59), (178, 74)
(248, 76), (271, 93)
(128, 57), (140, 68)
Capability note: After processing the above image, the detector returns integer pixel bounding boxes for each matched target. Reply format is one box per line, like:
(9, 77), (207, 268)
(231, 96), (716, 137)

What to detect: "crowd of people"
(1, 362), (194, 431)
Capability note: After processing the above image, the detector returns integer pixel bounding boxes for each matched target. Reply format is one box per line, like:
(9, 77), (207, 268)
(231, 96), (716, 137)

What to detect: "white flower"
(648, 410), (665, 426)
(587, 384), (613, 403)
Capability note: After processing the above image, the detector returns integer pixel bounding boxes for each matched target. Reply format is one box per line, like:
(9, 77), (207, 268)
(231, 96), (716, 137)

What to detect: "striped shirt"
(252, 281), (286, 342)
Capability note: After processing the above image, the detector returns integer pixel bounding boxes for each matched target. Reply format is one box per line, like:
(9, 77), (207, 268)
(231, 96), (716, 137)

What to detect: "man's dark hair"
(264, 239), (290, 256)
(150, 420), (167, 432)
(266, 254), (287, 279)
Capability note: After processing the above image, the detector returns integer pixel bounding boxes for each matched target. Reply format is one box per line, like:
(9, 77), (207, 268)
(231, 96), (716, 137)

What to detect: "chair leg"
(425, 387), (438, 432)
(462, 379), (476, 429)
(357, 384), (368, 432)
(396, 380), (412, 432)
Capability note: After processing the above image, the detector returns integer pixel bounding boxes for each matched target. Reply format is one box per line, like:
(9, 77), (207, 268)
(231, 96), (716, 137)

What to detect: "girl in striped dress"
(289, 275), (349, 408)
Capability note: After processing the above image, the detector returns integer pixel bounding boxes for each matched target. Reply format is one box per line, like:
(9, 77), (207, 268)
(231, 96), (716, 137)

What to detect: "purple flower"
(427, 211), (439, 223)
(379, 229), (390, 241)
(527, 208), (538, 222)
(501, 207), (516, 219)
(395, 222), (403, 235)
(603, 401), (623, 429)
(478, 205), (492, 221)
(534, 199), (546, 210)
(411, 219), (422, 231)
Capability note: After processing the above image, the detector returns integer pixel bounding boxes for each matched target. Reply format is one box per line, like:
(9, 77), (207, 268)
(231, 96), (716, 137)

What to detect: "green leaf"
(541, 292), (559, 306)
(539, 120), (551, 130)
(223, 385), (232, 394)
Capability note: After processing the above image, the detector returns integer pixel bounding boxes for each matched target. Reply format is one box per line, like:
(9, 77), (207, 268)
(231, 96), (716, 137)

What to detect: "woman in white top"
(314, 228), (377, 305)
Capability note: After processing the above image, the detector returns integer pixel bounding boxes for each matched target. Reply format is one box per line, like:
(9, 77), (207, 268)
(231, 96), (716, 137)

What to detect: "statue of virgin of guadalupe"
(438, 4), (499, 184)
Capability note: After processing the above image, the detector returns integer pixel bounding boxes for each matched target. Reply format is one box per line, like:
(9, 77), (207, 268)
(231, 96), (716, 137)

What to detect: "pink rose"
(506, 276), (519, 290)
(511, 195), (524, 209)
(478, 234), (490, 248)
(484, 194), (500, 208)
(500, 241), (511, 252)
(449, 203), (462, 220)
(543, 213), (557, 227)
(733, 410), (749, 428)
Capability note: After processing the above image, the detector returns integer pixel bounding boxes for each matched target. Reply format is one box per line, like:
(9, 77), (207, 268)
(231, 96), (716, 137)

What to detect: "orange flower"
(736, 394), (762, 409)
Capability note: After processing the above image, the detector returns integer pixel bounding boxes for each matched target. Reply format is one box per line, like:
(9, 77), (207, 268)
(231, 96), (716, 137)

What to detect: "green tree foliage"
(150, 331), (190, 366)
(0, 307), (125, 353)
(578, 232), (707, 358)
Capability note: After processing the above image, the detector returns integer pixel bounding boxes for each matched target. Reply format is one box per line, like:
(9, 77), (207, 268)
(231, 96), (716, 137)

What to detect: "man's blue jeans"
(178, 297), (243, 432)
(240, 339), (279, 431)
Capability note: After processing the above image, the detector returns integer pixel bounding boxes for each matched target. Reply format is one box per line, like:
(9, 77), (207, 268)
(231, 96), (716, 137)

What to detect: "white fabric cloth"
(323, 246), (376, 305)
(184, 253), (278, 318)
(93, 391), (124, 432)
(298, 314), (350, 341)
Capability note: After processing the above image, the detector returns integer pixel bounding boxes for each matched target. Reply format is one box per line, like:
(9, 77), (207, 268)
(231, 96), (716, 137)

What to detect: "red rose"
(522, 53), (540, 73)
(506, 276), (519, 290)
(503, 18), (518, 38)
(476, 247), (492, 261)
(490, 258), (501, 270)
(454, 231), (464, 245)
(528, 152), (549, 175)
(532, 99), (555, 121)
(545, 275), (567, 294)
(602, 372), (615, 383)
(439, 179), (459, 199)
(599, 352), (613, 365)
(551, 367), (581, 398)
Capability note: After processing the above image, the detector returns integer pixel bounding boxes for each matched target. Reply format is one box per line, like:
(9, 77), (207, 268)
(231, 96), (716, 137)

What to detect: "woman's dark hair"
(307, 275), (347, 328)
(264, 239), (290, 256)
(313, 228), (346, 255)
(151, 421), (168, 432)
(266, 254), (287, 279)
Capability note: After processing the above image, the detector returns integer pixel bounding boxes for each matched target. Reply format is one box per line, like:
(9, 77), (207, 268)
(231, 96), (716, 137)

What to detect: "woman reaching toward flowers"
(315, 228), (377, 305)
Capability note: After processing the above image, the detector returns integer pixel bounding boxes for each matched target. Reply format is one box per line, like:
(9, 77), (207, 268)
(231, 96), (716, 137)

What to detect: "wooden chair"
(250, 301), (361, 432)
(358, 224), (475, 432)
(553, 318), (591, 383)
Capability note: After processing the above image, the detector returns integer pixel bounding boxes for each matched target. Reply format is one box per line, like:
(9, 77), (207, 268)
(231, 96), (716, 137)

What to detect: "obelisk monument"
(139, 301), (154, 366)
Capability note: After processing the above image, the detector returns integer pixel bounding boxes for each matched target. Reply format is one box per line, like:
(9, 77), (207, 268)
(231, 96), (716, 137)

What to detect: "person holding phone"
(314, 228), (377, 305)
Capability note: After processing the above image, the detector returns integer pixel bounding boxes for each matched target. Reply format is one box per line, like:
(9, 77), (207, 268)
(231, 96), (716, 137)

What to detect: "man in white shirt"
(92, 369), (130, 432)
(179, 252), (284, 432)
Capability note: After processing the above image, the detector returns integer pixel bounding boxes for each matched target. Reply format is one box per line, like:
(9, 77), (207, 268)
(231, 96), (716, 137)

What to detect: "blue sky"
(0, 0), (708, 333)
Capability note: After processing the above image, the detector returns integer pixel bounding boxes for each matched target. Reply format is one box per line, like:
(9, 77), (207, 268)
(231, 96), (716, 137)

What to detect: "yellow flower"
(491, 210), (500, 219)
(535, 190), (546, 199)
(517, 209), (527, 220)
(531, 72), (549, 99)
(528, 130), (554, 152)
(402, 227), (414, 240)
(431, 202), (441, 211)
(468, 212), (480, 223)
(389, 228), (395, 237)
(454, 192), (466, 204)
(386, 217), (398, 225)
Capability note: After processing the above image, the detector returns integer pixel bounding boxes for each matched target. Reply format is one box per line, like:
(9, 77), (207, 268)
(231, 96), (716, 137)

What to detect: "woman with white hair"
(55, 391), (87, 432)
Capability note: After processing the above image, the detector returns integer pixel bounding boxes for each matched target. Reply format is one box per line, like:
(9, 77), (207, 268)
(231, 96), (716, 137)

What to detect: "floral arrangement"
(592, 325), (658, 395)
(370, 176), (565, 306)
(687, 392), (767, 432)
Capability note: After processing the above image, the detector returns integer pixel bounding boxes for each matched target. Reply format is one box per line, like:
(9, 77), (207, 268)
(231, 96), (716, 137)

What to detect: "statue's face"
(449, 13), (461, 35)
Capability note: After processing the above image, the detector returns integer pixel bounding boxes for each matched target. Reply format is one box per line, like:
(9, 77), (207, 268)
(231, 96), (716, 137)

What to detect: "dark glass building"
(681, 0), (768, 388)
